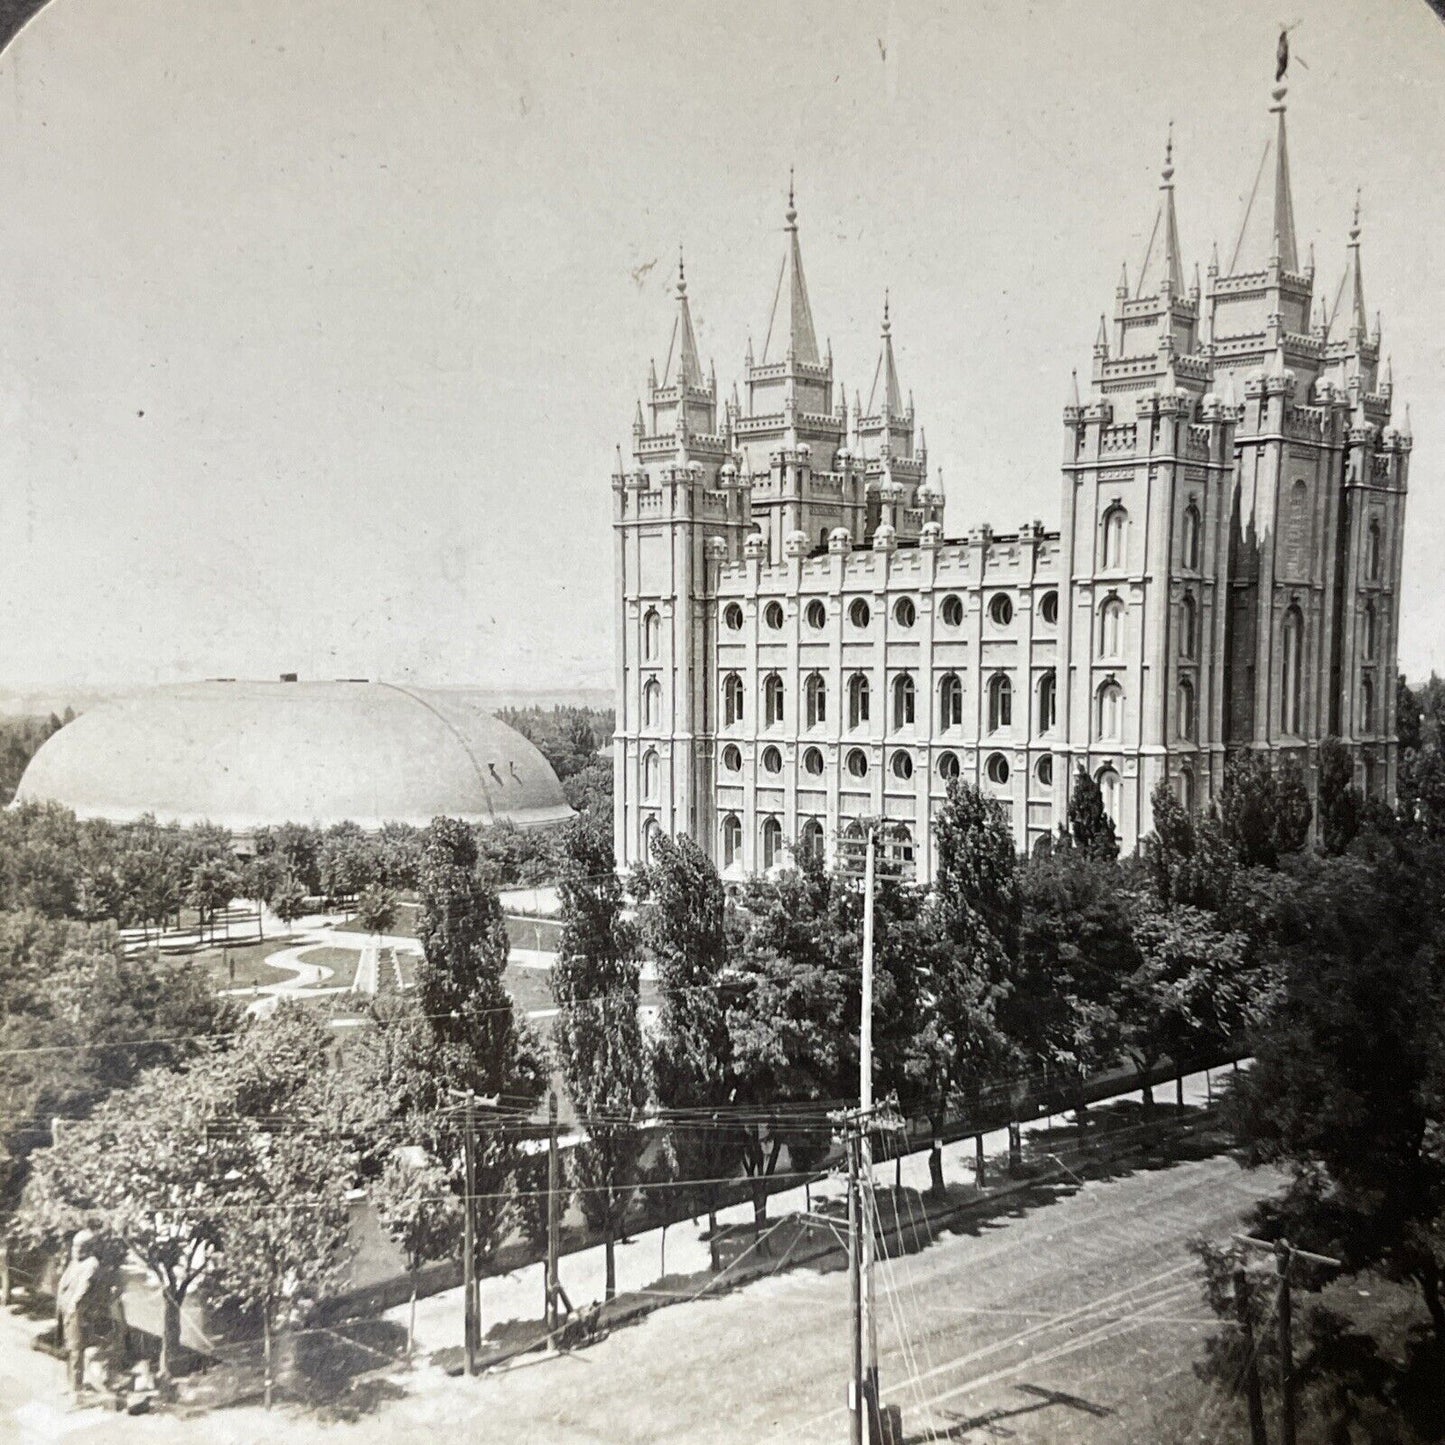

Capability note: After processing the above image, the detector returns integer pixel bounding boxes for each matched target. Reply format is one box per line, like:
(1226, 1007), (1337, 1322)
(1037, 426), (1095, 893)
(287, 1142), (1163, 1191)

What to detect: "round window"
(1036, 754), (1054, 787)
(723, 603), (744, 632)
(761, 745), (782, 775)
(764, 601), (785, 630)
(802, 746), (825, 776)
(987, 752), (1010, 785)
(1040, 591), (1059, 625)
(849, 598), (871, 629)
(846, 748), (869, 779)
(891, 751), (914, 781)
(805, 599), (827, 630)
(893, 597), (916, 628)
(937, 750), (960, 781)
(940, 594), (964, 627)
(989, 594), (1014, 627)
(722, 744), (742, 773)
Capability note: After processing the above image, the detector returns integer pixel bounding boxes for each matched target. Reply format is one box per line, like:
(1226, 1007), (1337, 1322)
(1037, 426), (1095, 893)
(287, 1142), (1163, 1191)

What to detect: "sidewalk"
(386, 1064), (1234, 1356)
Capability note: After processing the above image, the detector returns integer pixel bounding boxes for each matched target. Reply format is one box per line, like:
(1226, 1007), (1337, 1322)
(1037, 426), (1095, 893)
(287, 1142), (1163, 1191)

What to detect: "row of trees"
(0, 806), (575, 933)
(0, 710), (72, 806)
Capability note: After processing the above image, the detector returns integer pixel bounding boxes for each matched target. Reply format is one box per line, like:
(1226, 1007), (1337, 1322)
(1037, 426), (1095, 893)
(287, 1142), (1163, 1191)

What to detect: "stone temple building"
(612, 79), (1410, 878)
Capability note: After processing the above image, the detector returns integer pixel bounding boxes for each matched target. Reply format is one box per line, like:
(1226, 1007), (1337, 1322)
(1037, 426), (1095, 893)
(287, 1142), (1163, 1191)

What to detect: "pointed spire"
(1117, 261), (1129, 295)
(1403, 402), (1412, 438)
(633, 398), (645, 432)
(762, 173), (820, 364)
(1190, 261), (1201, 297)
(663, 246), (704, 388)
(647, 357), (657, 390)
(1070, 368), (1082, 408)
(867, 290), (903, 415)
(1094, 313), (1110, 358)
(1137, 123), (1185, 298)
(1228, 81), (1298, 274)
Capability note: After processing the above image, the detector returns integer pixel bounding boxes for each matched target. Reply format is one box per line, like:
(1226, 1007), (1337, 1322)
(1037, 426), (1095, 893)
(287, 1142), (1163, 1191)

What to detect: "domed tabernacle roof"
(13, 680), (574, 832)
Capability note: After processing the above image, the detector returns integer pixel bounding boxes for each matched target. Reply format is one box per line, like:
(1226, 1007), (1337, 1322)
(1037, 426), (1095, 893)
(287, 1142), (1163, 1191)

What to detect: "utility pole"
(859, 823), (880, 1441)
(847, 1127), (863, 1445)
(1236, 1235), (1340, 1445)
(546, 1089), (561, 1343)
(1232, 1263), (1269, 1445)
(462, 1089), (478, 1376)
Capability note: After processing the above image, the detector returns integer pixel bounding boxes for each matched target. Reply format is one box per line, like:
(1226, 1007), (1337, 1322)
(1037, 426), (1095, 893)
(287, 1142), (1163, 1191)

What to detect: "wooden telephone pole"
(1235, 1235), (1340, 1445)
(451, 1089), (501, 1377)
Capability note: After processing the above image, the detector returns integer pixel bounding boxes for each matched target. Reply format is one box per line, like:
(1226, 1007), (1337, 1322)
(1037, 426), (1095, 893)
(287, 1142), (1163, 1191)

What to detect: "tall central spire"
(867, 291), (903, 414)
(1136, 125), (1185, 298)
(762, 173), (820, 365)
(663, 247), (704, 388)
(1227, 82), (1299, 275)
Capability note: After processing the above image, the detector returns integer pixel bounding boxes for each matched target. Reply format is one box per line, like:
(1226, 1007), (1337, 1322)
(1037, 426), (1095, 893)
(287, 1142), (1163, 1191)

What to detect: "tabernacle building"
(613, 80), (1410, 877)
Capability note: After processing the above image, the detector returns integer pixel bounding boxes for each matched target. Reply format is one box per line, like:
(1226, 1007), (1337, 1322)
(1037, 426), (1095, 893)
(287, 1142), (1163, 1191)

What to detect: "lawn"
(187, 936), (305, 990)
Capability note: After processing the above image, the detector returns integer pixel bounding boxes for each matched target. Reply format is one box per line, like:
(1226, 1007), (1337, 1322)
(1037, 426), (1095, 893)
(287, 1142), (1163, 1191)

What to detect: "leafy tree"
(1141, 781), (1195, 906)
(632, 833), (740, 1267)
(210, 1126), (356, 1408)
(372, 1152), (461, 1356)
(270, 875), (310, 926)
(918, 782), (1018, 1194)
(0, 711), (68, 807)
(1223, 840), (1445, 1341)
(1009, 846), (1134, 1118)
(241, 853), (287, 940)
(1067, 768), (1119, 859)
(1117, 901), (1249, 1107)
(1216, 750), (1312, 868)
(187, 853), (240, 943)
(254, 824), (323, 898)
(551, 815), (649, 1298)
(416, 817), (545, 1264)
(563, 755), (614, 820)
(1318, 736), (1366, 856)
(728, 856), (850, 1225)
(356, 885), (398, 939)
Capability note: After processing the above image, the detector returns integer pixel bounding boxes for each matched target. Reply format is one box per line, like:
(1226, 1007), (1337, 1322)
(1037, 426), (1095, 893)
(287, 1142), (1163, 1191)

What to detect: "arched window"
(723, 603), (744, 632)
(986, 752), (1010, 785)
(643, 817), (661, 856)
(805, 673), (827, 728)
(1096, 680), (1123, 740)
(1367, 519), (1383, 582)
(1182, 502), (1201, 571)
(989, 594), (1014, 627)
(1177, 677), (1196, 742)
(721, 744), (741, 773)
(643, 608), (661, 660)
(721, 814), (742, 868)
(849, 598), (871, 630)
(893, 597), (916, 628)
(1097, 766), (1121, 822)
(848, 673), (871, 729)
(1180, 593), (1197, 659)
(890, 750), (914, 781)
(845, 748), (869, 779)
(988, 674), (1012, 733)
(802, 746), (824, 776)
(937, 751), (960, 781)
(939, 673), (963, 729)
(1037, 671), (1057, 734)
(1286, 481), (1309, 577)
(1040, 590), (1059, 625)
(1036, 754), (1054, 788)
(763, 672), (784, 728)
(760, 745), (782, 775)
(805, 599), (827, 630)
(722, 672), (744, 727)
(1281, 606), (1303, 735)
(892, 824), (916, 867)
(940, 594), (964, 627)
(1178, 767), (1194, 813)
(800, 818), (825, 862)
(643, 678), (662, 728)
(764, 601), (785, 630)
(1099, 596), (1125, 658)
(1103, 505), (1128, 570)
(761, 816), (782, 870)
(1362, 601), (1377, 661)
(642, 748), (659, 800)
(1361, 676), (1376, 733)
(1363, 755), (1377, 797)
(892, 673), (916, 729)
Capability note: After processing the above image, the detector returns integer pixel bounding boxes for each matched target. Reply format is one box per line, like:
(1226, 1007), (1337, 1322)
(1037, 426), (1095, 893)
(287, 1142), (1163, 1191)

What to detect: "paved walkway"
(384, 1064), (1237, 1355)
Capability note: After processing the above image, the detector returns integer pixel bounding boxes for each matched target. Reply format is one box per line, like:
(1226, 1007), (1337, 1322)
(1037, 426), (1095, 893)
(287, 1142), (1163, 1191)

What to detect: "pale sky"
(0, 0), (1442, 696)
